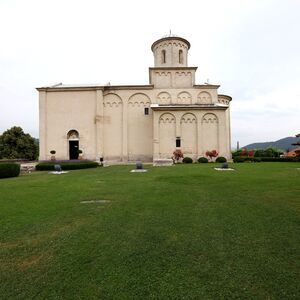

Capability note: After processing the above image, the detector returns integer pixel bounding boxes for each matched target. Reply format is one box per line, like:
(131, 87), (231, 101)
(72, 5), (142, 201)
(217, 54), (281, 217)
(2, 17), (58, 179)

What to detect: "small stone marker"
(214, 162), (235, 171)
(136, 161), (143, 169)
(49, 164), (68, 174)
(54, 164), (62, 172)
(214, 167), (235, 171)
(49, 171), (69, 174)
(153, 159), (173, 167)
(80, 200), (110, 204)
(131, 160), (148, 172)
(221, 162), (229, 169)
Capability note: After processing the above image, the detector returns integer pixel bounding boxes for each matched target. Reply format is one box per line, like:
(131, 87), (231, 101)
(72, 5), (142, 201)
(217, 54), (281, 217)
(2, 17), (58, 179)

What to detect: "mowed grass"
(0, 163), (299, 299)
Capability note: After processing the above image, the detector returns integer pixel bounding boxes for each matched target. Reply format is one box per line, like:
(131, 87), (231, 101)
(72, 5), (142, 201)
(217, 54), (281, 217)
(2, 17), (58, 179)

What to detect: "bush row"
(0, 163), (20, 178)
(233, 156), (300, 163)
(181, 156), (228, 164)
(232, 148), (283, 158)
(183, 156), (299, 164)
(260, 157), (300, 162)
(36, 161), (99, 171)
(233, 157), (261, 163)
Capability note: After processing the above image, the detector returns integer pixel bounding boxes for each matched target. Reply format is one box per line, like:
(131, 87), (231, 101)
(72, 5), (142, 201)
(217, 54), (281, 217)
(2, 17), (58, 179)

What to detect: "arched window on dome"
(179, 50), (183, 64)
(161, 50), (166, 64)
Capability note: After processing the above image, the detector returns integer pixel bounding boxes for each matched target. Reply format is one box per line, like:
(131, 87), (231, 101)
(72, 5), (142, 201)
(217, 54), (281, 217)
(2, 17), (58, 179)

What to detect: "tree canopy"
(0, 126), (38, 160)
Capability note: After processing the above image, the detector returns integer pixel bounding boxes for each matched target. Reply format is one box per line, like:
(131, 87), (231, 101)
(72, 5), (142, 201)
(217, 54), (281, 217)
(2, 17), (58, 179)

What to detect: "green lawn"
(0, 163), (299, 299)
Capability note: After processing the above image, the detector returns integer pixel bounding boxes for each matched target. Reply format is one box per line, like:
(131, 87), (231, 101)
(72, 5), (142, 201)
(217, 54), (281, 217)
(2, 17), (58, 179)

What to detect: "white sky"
(0, 0), (299, 147)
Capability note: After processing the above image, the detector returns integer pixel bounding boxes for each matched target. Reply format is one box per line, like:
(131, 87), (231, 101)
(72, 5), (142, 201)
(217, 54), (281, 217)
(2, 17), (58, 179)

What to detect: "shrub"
(198, 157), (208, 163)
(0, 163), (20, 178)
(248, 150), (255, 157)
(216, 156), (227, 163)
(36, 161), (99, 171)
(182, 157), (193, 164)
(240, 148), (248, 157)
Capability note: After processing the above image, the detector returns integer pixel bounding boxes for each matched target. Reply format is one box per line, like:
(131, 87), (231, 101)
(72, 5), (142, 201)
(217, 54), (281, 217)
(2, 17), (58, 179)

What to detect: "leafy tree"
(254, 149), (265, 157)
(232, 149), (242, 157)
(0, 126), (38, 160)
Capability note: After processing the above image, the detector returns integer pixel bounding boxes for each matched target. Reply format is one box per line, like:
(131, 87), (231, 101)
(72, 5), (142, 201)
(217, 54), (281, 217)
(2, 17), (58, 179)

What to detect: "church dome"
(151, 36), (190, 67)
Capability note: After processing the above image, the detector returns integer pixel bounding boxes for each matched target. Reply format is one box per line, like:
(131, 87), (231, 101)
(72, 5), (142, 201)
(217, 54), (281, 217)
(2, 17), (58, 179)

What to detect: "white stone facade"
(37, 36), (232, 162)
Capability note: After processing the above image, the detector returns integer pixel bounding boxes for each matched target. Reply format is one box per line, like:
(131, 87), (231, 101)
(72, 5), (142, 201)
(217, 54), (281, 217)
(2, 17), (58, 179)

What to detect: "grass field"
(0, 163), (299, 299)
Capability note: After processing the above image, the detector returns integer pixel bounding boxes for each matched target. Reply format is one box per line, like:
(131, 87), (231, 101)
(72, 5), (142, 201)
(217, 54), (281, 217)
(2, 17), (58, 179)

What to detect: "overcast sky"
(0, 0), (299, 147)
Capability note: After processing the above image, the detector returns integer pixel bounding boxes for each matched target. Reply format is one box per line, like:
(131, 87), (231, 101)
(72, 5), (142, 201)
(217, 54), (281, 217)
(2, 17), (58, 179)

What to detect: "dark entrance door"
(69, 140), (79, 160)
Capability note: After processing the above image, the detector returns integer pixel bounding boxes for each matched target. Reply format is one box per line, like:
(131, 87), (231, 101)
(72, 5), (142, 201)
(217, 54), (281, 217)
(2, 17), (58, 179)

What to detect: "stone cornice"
(149, 67), (197, 71)
(218, 94), (232, 101)
(151, 37), (191, 51)
(193, 84), (220, 89)
(36, 85), (154, 92)
(151, 104), (228, 111)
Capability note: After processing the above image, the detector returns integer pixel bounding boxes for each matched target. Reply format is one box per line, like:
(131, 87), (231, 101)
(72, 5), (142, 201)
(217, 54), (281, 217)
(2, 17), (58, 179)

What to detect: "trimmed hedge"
(233, 156), (300, 163)
(216, 156), (227, 163)
(198, 157), (208, 163)
(260, 157), (300, 162)
(0, 163), (21, 178)
(182, 157), (193, 164)
(233, 157), (261, 163)
(36, 161), (99, 171)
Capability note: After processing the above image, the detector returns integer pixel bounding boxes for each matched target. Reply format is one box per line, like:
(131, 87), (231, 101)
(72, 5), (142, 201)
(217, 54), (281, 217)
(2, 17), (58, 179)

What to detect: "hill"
(243, 137), (299, 151)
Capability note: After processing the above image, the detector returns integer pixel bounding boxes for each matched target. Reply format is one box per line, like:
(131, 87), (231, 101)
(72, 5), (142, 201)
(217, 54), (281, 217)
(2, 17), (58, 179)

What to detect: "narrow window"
(144, 107), (149, 115)
(176, 137), (181, 148)
(161, 50), (166, 64)
(179, 50), (183, 64)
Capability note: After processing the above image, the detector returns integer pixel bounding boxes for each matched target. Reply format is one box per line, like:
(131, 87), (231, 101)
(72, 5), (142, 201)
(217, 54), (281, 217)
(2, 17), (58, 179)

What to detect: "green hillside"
(243, 137), (299, 151)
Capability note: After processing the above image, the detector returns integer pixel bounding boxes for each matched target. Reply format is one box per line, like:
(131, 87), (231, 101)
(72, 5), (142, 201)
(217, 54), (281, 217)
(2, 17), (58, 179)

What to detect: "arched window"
(179, 50), (183, 64)
(161, 50), (166, 64)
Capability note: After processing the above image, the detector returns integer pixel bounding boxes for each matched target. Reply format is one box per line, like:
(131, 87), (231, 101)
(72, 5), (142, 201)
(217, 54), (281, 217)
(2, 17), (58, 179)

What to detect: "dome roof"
(151, 36), (190, 51)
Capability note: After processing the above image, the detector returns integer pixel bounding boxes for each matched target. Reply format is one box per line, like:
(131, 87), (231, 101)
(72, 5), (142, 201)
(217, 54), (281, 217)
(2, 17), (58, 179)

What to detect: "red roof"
(286, 147), (300, 157)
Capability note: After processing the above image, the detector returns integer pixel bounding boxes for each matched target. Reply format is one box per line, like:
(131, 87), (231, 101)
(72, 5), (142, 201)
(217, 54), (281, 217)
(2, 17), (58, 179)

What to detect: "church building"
(37, 36), (232, 162)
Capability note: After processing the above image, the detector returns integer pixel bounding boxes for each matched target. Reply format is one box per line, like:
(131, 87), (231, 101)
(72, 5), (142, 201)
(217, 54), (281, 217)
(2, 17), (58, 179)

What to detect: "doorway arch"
(67, 130), (79, 160)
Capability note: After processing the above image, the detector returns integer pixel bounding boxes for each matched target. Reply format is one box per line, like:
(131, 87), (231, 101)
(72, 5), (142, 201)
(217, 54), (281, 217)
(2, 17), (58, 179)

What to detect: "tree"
(0, 126), (39, 160)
